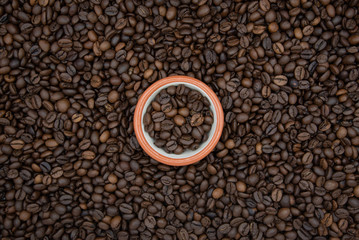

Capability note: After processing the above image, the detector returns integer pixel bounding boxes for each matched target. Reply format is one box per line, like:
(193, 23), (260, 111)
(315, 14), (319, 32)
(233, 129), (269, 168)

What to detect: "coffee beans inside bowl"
(143, 85), (214, 154)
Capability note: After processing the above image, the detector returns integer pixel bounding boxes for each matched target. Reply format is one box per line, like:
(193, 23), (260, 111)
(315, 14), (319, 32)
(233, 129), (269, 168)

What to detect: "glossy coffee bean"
(1, 1), (359, 239)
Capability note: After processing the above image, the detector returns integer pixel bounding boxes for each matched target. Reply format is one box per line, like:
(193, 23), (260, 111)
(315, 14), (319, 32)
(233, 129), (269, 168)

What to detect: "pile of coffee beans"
(144, 85), (213, 154)
(1, 0), (359, 239)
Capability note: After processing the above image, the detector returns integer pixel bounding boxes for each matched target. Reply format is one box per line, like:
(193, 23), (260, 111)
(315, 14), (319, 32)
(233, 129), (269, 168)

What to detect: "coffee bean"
(319, 120), (331, 132)
(192, 101), (204, 112)
(240, 36), (250, 48)
(271, 188), (283, 202)
(188, 90), (201, 103)
(72, 113), (83, 123)
(204, 49), (217, 64)
(8, 169), (18, 179)
(160, 120), (174, 131)
(166, 141), (178, 152)
(119, 203), (133, 214)
(297, 132), (311, 141)
(10, 139), (24, 149)
(294, 66), (305, 80)
(212, 188), (224, 199)
(50, 167), (63, 179)
(40, 162), (51, 173)
(42, 175), (52, 185)
(314, 39), (327, 51)
(124, 172), (136, 181)
(221, 96), (233, 110)
(259, 0), (270, 11)
(302, 152), (313, 164)
(55, 99), (70, 113)
(174, 115), (186, 126)
(152, 112), (166, 122)
(27, 204), (41, 213)
(161, 103), (172, 113)
(197, 5), (210, 17)
(160, 176), (172, 186)
(239, 222), (250, 236)
(273, 42), (284, 54)
(59, 194), (72, 205)
(1, 1), (359, 239)
(190, 113), (204, 127)
(79, 139), (91, 150)
(324, 180), (338, 191)
(177, 228), (189, 240)
(159, 93), (171, 105)
(82, 150), (95, 160)
(218, 223), (231, 234)
(144, 216), (156, 229)
(273, 75), (288, 86)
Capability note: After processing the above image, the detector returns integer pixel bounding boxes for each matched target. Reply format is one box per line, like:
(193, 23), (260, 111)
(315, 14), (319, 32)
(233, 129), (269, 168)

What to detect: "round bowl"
(134, 76), (224, 166)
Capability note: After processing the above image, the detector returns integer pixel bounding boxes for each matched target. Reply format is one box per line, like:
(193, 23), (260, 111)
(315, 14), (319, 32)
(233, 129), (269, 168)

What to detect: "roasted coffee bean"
(50, 167), (63, 179)
(294, 66), (305, 80)
(190, 113), (204, 127)
(152, 112), (166, 122)
(161, 120), (175, 131)
(159, 93), (171, 105)
(221, 96), (233, 110)
(177, 228), (189, 240)
(10, 139), (24, 150)
(59, 194), (72, 205)
(1, 1), (359, 239)
(271, 188), (283, 202)
(42, 174), (52, 185)
(119, 203), (133, 214)
(161, 103), (172, 113)
(273, 75), (288, 86)
(166, 141), (178, 152)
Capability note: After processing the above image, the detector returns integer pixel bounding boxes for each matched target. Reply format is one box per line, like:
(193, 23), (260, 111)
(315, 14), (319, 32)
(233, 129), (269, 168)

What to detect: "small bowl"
(134, 76), (224, 166)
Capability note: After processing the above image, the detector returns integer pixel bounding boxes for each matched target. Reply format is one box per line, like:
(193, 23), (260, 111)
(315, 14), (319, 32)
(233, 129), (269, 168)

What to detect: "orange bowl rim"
(134, 76), (224, 166)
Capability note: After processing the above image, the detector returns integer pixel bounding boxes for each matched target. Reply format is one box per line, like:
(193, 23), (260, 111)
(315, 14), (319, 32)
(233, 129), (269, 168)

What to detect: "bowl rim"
(134, 76), (224, 166)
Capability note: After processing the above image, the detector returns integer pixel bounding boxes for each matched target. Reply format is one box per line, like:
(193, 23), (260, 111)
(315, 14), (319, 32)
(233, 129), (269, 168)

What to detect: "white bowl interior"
(141, 82), (218, 159)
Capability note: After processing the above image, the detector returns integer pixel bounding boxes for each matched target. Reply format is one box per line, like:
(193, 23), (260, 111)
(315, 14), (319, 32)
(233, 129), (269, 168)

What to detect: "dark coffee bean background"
(1, 0), (359, 239)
